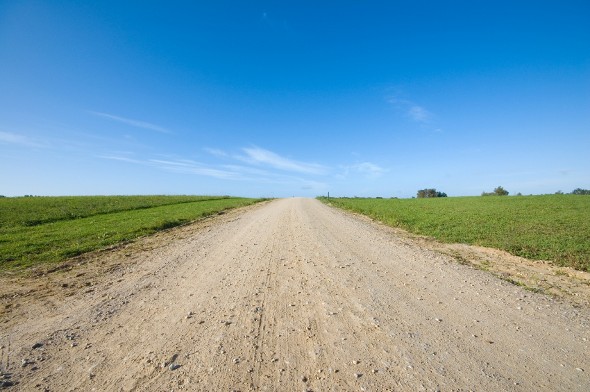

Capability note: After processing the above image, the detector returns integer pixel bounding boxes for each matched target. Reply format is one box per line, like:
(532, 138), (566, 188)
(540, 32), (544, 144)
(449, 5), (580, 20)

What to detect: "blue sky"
(1, 1), (589, 198)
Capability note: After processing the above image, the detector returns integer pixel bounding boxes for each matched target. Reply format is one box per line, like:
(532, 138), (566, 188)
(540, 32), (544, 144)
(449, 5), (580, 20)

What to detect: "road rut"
(1, 198), (589, 391)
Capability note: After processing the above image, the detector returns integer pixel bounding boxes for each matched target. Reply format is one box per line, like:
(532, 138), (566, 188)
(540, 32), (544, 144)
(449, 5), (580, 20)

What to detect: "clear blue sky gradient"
(1, 1), (589, 197)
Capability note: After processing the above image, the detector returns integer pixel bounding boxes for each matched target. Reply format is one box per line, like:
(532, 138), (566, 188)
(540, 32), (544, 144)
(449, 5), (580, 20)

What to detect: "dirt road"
(1, 198), (589, 391)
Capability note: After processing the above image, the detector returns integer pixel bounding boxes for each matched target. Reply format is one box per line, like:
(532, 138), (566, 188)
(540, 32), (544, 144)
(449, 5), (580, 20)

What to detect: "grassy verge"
(319, 195), (590, 272)
(0, 195), (229, 228)
(0, 196), (262, 270)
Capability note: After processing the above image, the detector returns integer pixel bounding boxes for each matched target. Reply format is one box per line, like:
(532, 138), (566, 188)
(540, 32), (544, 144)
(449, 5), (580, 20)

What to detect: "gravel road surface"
(1, 198), (588, 391)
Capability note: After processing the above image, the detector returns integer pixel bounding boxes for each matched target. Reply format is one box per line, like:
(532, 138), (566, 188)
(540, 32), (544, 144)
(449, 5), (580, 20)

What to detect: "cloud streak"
(100, 154), (240, 179)
(0, 131), (47, 148)
(148, 159), (240, 179)
(204, 147), (229, 158)
(388, 98), (433, 124)
(101, 146), (385, 194)
(89, 111), (171, 134)
(339, 162), (387, 179)
(351, 162), (387, 177)
(240, 146), (328, 175)
(407, 105), (432, 123)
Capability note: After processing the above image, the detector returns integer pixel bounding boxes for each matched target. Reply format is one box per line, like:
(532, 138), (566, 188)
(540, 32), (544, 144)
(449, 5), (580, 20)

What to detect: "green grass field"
(0, 195), (230, 228)
(319, 195), (590, 272)
(0, 196), (263, 270)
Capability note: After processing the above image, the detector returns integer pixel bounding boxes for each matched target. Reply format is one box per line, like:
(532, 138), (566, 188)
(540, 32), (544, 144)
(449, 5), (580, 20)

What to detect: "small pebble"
(32, 342), (43, 349)
(576, 368), (584, 372)
(301, 376), (308, 382)
(354, 373), (363, 378)
(169, 363), (180, 371)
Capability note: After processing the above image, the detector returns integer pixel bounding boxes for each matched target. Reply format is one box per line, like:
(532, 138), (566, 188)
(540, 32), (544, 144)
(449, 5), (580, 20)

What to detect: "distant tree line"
(480, 187), (590, 197)
(416, 188), (447, 198)
(412, 186), (589, 198)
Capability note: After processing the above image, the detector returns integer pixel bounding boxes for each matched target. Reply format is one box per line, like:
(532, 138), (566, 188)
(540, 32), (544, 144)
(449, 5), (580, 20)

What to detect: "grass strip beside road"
(0, 195), (230, 228)
(0, 197), (261, 270)
(319, 195), (590, 272)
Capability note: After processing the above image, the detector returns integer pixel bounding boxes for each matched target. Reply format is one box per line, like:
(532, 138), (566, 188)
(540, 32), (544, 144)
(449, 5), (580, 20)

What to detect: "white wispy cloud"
(388, 97), (433, 124)
(340, 162), (387, 179)
(148, 159), (239, 179)
(89, 111), (171, 134)
(222, 164), (272, 177)
(100, 154), (241, 179)
(98, 155), (143, 164)
(0, 131), (47, 148)
(204, 147), (229, 158)
(100, 146), (333, 186)
(408, 105), (432, 123)
(352, 162), (387, 177)
(240, 146), (328, 175)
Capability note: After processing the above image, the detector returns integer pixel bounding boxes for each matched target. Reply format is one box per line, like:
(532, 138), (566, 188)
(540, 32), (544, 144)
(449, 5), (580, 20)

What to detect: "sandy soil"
(1, 198), (589, 391)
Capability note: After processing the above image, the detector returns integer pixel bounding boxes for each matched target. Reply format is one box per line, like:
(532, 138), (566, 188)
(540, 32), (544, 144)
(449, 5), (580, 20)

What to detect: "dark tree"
(482, 186), (509, 196)
(494, 186), (509, 196)
(417, 188), (447, 198)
